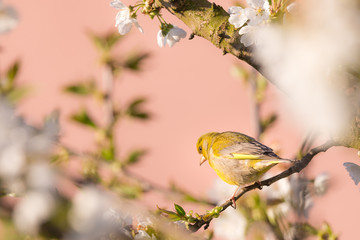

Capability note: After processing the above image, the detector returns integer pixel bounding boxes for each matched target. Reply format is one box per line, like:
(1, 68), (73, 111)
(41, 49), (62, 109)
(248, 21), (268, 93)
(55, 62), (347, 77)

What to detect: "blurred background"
(1, 0), (360, 239)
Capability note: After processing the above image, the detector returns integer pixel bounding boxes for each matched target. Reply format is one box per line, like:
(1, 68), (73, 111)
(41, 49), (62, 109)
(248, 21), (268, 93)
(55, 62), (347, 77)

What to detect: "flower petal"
(157, 30), (166, 47)
(117, 21), (133, 35)
(239, 26), (255, 47)
(244, 7), (256, 20)
(229, 13), (248, 28)
(239, 25), (253, 35)
(110, 0), (126, 10)
(247, 0), (265, 9)
(166, 35), (177, 47)
(132, 19), (144, 33)
(228, 6), (243, 14)
(169, 26), (186, 40)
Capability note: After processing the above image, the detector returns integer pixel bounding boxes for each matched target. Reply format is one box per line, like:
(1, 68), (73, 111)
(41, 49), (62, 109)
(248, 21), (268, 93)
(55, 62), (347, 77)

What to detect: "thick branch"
(188, 140), (337, 232)
(155, 0), (261, 71)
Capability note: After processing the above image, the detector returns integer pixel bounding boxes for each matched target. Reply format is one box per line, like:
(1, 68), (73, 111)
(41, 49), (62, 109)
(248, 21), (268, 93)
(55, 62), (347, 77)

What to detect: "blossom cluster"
(228, 0), (271, 47)
(110, 0), (187, 48)
(0, 0), (18, 34)
(0, 101), (59, 234)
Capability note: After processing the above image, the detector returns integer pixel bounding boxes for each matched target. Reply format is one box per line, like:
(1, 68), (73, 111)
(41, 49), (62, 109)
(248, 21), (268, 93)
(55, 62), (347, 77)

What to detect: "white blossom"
(26, 162), (56, 190)
(263, 177), (291, 219)
(212, 210), (246, 240)
(110, 0), (143, 35)
(239, 25), (258, 47)
(135, 230), (157, 240)
(208, 179), (238, 205)
(228, 6), (248, 28)
(228, 0), (270, 29)
(286, 2), (297, 13)
(314, 173), (329, 195)
(253, 0), (360, 134)
(0, 1), (18, 34)
(289, 175), (313, 218)
(69, 187), (110, 232)
(0, 101), (58, 195)
(244, 0), (270, 26)
(157, 25), (186, 48)
(0, 144), (25, 179)
(13, 191), (55, 234)
(137, 215), (153, 227)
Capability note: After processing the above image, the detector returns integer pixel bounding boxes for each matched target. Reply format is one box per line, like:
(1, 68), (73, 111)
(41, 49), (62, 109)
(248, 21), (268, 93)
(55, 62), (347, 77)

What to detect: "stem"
(102, 64), (116, 160)
(249, 69), (262, 140)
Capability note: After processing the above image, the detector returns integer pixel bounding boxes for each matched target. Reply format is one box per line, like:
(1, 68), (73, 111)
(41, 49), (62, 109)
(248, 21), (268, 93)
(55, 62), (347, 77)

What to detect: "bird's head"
(196, 132), (218, 166)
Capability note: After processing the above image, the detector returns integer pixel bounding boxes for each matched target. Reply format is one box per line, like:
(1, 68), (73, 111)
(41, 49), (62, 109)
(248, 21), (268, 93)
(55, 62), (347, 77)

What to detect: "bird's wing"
(215, 140), (283, 161)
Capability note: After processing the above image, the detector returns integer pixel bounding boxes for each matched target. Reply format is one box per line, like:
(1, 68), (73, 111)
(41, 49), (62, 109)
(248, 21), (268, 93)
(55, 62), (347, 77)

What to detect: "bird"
(196, 131), (293, 208)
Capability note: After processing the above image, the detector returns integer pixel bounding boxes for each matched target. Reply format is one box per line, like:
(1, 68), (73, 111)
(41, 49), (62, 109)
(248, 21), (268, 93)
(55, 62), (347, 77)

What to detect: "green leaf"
(0, 61), (21, 95)
(125, 149), (146, 165)
(64, 80), (96, 96)
(174, 203), (186, 217)
(124, 52), (150, 71)
(7, 86), (29, 102)
(89, 32), (122, 52)
(7, 61), (20, 82)
(101, 148), (114, 162)
(157, 206), (182, 221)
(126, 98), (150, 120)
(71, 109), (97, 128)
(260, 113), (277, 133)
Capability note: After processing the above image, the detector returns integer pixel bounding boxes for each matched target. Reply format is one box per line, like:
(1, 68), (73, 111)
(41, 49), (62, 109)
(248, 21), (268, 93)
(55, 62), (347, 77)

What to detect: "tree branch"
(188, 140), (338, 232)
(155, 0), (261, 71)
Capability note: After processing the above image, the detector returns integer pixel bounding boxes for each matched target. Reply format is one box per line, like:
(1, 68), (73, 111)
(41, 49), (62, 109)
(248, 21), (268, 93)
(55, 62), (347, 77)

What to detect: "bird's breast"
(209, 157), (276, 186)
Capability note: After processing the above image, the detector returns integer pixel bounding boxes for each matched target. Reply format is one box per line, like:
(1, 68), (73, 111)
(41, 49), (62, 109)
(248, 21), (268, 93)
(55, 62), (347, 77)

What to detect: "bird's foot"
(230, 197), (237, 209)
(256, 181), (263, 190)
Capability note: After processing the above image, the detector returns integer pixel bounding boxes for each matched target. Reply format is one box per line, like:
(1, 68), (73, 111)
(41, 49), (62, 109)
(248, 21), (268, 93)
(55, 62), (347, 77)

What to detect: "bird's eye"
(198, 146), (202, 152)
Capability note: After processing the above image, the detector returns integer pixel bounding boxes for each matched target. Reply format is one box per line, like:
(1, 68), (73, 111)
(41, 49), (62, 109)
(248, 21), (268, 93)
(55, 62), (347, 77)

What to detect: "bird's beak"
(200, 154), (207, 166)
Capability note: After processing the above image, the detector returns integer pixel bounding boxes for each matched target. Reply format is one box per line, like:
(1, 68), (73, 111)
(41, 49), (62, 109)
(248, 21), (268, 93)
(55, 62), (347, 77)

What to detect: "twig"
(249, 69), (262, 140)
(188, 140), (337, 232)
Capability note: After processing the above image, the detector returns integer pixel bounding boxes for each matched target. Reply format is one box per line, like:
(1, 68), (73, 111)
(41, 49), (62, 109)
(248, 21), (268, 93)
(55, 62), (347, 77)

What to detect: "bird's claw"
(230, 197), (237, 209)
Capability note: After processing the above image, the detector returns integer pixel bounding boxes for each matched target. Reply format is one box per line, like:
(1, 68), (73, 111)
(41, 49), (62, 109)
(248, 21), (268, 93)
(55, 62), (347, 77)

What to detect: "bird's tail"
(264, 158), (295, 164)
(277, 158), (295, 163)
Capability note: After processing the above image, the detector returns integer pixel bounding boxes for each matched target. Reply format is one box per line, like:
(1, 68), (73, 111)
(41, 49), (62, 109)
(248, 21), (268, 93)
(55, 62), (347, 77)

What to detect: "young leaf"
(89, 31), (122, 52)
(157, 206), (182, 221)
(71, 109), (97, 128)
(174, 203), (186, 217)
(126, 98), (150, 120)
(64, 80), (96, 96)
(125, 149), (146, 165)
(101, 148), (115, 162)
(7, 86), (29, 102)
(7, 61), (20, 82)
(124, 52), (150, 71)
(260, 113), (277, 133)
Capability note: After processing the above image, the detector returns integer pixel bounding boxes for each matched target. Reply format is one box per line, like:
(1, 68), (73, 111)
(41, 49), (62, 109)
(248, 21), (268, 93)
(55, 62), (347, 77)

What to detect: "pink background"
(1, 0), (360, 238)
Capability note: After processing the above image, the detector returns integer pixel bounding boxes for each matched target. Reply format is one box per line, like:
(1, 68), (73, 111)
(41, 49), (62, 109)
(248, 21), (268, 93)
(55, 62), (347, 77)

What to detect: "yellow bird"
(197, 131), (293, 207)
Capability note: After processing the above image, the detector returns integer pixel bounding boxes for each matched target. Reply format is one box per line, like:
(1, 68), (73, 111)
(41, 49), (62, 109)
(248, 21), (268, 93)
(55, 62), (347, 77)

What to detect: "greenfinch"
(197, 131), (293, 207)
